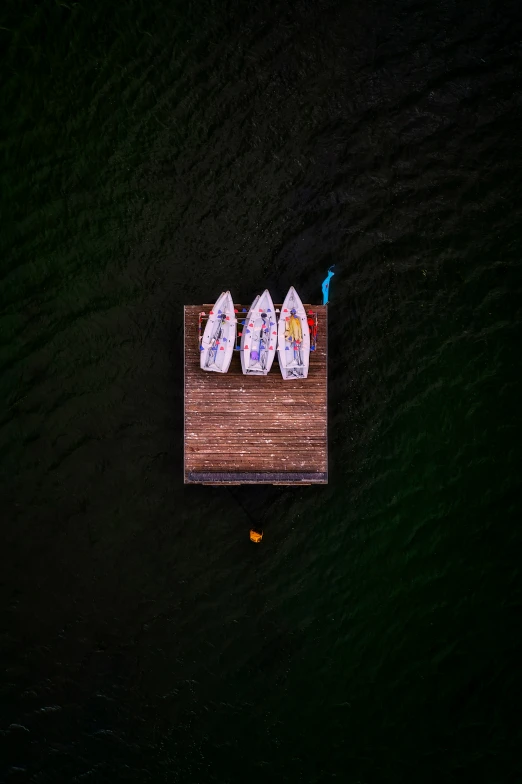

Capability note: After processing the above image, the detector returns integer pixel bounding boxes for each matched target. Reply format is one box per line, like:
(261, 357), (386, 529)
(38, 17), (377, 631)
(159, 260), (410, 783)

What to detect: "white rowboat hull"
(200, 291), (236, 373)
(240, 289), (277, 375)
(277, 286), (310, 380)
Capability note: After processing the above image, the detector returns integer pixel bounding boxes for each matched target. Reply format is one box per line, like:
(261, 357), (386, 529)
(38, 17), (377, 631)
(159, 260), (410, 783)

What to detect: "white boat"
(277, 286), (310, 380)
(200, 291), (237, 373)
(240, 289), (277, 375)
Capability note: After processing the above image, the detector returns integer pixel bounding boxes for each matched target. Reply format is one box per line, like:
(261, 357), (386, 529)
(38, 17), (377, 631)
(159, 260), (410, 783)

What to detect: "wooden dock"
(184, 305), (328, 485)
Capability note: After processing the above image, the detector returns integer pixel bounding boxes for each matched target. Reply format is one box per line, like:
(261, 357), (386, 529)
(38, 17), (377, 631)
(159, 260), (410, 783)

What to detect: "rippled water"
(2, 1), (522, 781)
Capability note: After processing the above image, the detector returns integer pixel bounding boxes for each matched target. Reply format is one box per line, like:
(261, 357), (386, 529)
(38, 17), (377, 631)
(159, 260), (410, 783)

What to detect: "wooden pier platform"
(184, 305), (328, 485)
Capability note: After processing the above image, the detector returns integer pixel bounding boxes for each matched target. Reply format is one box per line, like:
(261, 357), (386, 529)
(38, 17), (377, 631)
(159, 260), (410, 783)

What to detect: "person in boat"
(285, 308), (302, 343)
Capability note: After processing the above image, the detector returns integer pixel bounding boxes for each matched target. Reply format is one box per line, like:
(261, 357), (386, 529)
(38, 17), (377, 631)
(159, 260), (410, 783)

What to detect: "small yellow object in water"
(249, 529), (263, 543)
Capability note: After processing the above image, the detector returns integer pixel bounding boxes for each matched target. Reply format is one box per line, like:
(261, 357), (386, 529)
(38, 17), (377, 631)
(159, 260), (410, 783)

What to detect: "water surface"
(1, 1), (522, 781)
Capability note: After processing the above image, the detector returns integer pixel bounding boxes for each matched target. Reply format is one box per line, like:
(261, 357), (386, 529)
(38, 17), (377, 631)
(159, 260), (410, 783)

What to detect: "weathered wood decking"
(184, 305), (328, 484)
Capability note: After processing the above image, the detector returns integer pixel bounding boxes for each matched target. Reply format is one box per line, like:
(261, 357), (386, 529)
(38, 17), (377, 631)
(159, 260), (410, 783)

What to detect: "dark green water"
(2, 1), (522, 781)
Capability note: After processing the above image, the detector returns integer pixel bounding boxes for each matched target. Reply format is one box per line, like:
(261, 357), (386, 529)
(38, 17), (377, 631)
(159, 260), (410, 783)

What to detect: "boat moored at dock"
(199, 291), (237, 373)
(240, 290), (277, 376)
(277, 286), (310, 380)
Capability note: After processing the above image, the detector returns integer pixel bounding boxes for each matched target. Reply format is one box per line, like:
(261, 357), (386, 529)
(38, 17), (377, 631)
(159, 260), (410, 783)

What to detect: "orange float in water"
(249, 529), (263, 543)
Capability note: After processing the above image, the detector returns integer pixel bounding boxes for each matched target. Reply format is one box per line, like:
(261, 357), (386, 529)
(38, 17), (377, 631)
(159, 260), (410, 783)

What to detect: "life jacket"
(285, 314), (302, 342)
(307, 316), (317, 339)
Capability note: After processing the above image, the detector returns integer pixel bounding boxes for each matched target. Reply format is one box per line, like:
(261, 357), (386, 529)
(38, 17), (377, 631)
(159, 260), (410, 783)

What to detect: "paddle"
(289, 309), (303, 376)
(206, 314), (226, 368)
(248, 311), (269, 373)
(260, 312), (269, 372)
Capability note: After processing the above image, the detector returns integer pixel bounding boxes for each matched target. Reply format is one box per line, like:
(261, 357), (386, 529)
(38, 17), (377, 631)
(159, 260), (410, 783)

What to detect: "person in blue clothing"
(322, 267), (335, 304)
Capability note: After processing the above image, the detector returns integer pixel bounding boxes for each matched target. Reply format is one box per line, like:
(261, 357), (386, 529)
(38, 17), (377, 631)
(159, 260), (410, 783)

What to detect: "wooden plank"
(187, 471), (327, 484)
(183, 304), (328, 484)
